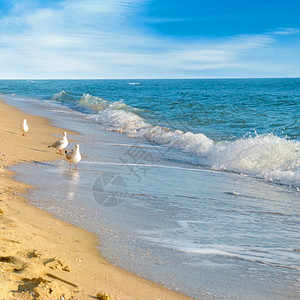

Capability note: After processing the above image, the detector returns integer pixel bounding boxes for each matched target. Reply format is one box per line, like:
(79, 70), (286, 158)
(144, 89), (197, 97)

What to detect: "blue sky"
(0, 0), (299, 79)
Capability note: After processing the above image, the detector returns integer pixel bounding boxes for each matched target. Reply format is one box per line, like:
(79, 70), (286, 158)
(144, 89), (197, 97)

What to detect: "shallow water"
(1, 79), (299, 299)
(12, 159), (300, 299)
(1, 79), (300, 188)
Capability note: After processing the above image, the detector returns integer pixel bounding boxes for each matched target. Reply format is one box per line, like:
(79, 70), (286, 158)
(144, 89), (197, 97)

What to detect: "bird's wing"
(65, 151), (73, 160)
(51, 139), (63, 148)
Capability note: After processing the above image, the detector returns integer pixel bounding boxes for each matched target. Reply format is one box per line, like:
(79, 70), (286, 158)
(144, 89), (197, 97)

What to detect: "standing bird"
(48, 132), (68, 155)
(65, 144), (82, 170)
(21, 119), (29, 136)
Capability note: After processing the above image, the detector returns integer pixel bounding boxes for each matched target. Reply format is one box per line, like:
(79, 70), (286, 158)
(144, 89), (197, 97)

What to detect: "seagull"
(21, 119), (29, 136)
(48, 132), (68, 155)
(65, 144), (82, 170)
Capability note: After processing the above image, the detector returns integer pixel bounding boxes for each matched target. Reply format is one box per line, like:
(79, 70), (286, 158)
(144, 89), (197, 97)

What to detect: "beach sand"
(0, 100), (192, 300)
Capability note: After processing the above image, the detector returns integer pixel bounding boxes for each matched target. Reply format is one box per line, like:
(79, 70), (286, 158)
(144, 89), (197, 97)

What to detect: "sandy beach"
(0, 99), (192, 300)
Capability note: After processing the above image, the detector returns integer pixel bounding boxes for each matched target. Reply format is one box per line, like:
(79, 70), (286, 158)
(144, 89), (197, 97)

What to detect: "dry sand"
(0, 100), (192, 300)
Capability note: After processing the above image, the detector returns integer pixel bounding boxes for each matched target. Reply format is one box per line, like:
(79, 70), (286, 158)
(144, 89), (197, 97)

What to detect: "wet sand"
(0, 99), (192, 299)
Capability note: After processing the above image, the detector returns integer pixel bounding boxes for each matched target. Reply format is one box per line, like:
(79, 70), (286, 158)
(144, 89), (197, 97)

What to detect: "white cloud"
(271, 28), (300, 36)
(0, 0), (299, 78)
(62, 0), (143, 15)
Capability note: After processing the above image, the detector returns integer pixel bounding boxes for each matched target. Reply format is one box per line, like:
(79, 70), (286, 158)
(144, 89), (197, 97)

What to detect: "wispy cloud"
(0, 0), (299, 78)
(62, 0), (143, 15)
(271, 27), (300, 36)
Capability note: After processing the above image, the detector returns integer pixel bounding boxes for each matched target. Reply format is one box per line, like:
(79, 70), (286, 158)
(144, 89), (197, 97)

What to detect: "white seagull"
(21, 119), (29, 136)
(65, 144), (82, 170)
(48, 132), (68, 155)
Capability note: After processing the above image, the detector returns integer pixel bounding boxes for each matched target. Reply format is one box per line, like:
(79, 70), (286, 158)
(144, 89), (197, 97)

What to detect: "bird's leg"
(69, 163), (72, 170)
(59, 149), (63, 155)
(75, 164), (77, 170)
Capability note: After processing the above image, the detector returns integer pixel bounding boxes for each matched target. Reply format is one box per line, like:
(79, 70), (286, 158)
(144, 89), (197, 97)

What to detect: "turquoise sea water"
(2, 79), (300, 187)
(1, 79), (299, 299)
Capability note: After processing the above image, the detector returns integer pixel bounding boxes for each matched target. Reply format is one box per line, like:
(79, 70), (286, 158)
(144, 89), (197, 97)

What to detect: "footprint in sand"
(43, 258), (71, 272)
(26, 250), (42, 259)
(0, 255), (27, 272)
(17, 276), (76, 299)
(0, 256), (13, 263)
(17, 276), (48, 293)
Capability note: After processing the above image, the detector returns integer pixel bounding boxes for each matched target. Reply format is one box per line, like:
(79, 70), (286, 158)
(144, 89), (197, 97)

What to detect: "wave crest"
(78, 93), (126, 111)
(55, 91), (300, 188)
(53, 90), (69, 100)
(211, 134), (300, 186)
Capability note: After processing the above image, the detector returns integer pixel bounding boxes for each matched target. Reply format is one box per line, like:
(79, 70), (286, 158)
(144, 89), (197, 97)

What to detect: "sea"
(0, 79), (299, 299)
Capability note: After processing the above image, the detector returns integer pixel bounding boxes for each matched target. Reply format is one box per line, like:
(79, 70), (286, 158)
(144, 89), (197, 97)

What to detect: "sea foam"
(54, 91), (300, 188)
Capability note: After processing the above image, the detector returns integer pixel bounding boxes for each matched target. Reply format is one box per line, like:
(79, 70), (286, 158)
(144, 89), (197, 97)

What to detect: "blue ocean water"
(1, 79), (300, 188)
(1, 79), (300, 299)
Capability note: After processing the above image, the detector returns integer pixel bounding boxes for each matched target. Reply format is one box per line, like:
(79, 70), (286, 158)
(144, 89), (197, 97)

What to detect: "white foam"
(71, 92), (300, 188)
(53, 90), (67, 99)
(181, 248), (239, 257)
(79, 93), (132, 112)
(210, 134), (300, 187)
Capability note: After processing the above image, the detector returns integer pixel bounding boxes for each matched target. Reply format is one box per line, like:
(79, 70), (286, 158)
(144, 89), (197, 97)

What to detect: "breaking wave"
(54, 91), (300, 188)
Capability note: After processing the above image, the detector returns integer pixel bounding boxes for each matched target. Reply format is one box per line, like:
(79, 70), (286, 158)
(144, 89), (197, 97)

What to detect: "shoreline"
(0, 99), (192, 299)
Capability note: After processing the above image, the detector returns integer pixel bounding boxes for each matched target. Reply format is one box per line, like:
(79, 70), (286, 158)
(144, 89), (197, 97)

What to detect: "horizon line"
(0, 77), (300, 80)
